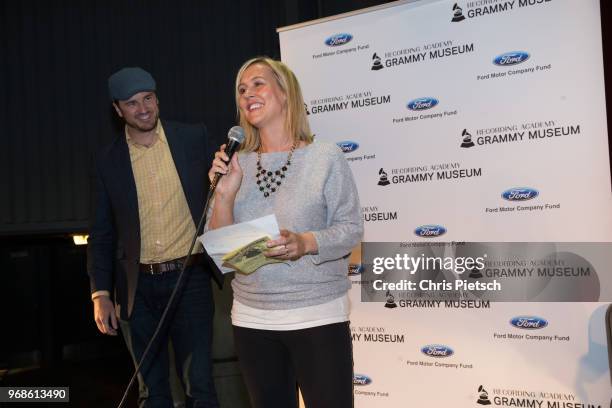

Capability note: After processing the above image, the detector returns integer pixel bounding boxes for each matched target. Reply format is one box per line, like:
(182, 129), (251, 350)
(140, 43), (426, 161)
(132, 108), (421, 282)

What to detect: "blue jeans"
(120, 265), (219, 408)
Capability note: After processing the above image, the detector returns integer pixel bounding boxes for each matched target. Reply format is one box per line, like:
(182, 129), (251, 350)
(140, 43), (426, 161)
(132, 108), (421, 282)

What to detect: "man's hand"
(93, 295), (118, 336)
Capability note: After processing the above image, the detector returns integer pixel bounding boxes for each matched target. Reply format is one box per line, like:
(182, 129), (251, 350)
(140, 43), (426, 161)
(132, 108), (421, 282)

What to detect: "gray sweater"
(228, 140), (363, 310)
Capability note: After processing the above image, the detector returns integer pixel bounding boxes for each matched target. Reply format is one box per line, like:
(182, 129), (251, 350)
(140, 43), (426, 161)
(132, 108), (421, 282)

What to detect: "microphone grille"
(228, 126), (245, 143)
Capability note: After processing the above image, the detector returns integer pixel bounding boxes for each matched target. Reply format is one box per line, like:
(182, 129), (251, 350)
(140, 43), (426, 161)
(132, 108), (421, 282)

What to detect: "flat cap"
(108, 67), (156, 101)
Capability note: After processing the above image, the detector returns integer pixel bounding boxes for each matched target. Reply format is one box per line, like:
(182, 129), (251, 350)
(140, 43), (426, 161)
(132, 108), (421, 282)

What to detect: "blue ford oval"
(353, 374), (372, 386)
(325, 33), (353, 47)
(502, 187), (539, 201)
(407, 97), (439, 111)
(337, 141), (359, 153)
(493, 51), (530, 66)
(348, 264), (364, 276)
(421, 344), (454, 358)
(510, 316), (548, 330)
(414, 225), (447, 238)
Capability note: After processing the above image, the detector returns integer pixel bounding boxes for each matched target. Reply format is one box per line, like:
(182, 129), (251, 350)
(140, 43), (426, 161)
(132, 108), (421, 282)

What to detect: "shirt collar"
(125, 120), (166, 147)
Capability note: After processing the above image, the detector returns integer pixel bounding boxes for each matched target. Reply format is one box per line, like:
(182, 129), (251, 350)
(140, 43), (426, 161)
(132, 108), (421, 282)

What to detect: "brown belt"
(139, 253), (203, 275)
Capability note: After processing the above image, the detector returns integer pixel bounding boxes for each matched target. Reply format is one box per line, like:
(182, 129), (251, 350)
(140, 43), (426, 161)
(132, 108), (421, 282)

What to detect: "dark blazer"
(87, 120), (223, 320)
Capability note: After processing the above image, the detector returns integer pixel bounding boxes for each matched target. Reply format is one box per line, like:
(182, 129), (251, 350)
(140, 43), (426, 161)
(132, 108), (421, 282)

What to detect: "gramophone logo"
(304, 103), (310, 115)
(371, 53), (384, 71)
(377, 168), (391, 186)
(476, 385), (492, 405)
(469, 266), (483, 279)
(384, 290), (397, 308)
(460, 129), (475, 148)
(451, 3), (466, 22)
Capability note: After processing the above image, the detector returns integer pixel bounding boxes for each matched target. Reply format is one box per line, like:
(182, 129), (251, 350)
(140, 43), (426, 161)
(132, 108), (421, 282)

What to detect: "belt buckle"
(147, 263), (160, 275)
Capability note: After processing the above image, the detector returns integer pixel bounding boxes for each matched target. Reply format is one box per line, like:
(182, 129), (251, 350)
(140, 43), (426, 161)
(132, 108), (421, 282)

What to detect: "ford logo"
(414, 225), (447, 238)
(510, 316), (548, 330)
(501, 187), (539, 201)
(493, 51), (530, 66)
(407, 97), (439, 111)
(421, 344), (454, 358)
(348, 263), (364, 276)
(337, 141), (359, 153)
(353, 374), (372, 386)
(325, 33), (353, 47)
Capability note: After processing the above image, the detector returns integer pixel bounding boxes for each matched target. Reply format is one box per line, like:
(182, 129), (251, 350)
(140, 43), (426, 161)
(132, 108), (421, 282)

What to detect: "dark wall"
(0, 0), (350, 235)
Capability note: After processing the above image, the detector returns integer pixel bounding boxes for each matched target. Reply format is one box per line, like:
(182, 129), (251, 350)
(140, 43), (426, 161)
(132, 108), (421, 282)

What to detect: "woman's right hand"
(208, 144), (243, 199)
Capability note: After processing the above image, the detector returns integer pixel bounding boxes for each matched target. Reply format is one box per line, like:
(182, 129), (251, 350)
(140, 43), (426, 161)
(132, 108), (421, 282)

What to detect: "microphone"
(210, 126), (245, 191)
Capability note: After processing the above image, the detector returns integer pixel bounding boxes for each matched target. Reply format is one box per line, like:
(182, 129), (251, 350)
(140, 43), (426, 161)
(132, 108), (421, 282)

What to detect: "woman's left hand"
(266, 229), (318, 261)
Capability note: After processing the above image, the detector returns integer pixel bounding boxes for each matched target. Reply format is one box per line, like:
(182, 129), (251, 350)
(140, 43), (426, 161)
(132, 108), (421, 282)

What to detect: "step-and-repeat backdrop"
(279, 0), (612, 406)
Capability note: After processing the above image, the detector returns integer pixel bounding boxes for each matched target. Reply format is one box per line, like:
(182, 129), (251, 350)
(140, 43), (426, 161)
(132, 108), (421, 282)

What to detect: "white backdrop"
(280, 0), (612, 406)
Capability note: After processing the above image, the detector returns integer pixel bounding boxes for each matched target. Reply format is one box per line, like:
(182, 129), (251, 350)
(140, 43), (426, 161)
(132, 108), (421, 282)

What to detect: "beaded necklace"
(255, 140), (298, 198)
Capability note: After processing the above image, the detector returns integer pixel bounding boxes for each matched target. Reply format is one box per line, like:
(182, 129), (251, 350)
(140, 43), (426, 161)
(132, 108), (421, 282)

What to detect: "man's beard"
(126, 112), (158, 132)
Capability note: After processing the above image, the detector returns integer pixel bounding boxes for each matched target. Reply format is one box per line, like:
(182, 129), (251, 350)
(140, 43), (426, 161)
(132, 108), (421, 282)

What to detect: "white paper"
(198, 214), (280, 273)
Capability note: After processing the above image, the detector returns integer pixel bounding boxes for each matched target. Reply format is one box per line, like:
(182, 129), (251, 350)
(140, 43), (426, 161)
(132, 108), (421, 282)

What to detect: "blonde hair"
(234, 57), (313, 152)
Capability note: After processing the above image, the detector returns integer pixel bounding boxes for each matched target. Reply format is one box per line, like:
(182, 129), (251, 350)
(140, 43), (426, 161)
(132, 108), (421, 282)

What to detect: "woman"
(207, 57), (363, 408)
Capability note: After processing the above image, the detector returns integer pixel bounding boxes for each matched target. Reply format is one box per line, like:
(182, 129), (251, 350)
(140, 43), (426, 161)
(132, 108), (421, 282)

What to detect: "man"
(87, 67), (223, 407)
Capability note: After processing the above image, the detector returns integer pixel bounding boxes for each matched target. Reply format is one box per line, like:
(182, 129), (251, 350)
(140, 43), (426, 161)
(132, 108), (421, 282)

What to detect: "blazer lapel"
(164, 122), (196, 222)
(111, 136), (140, 233)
